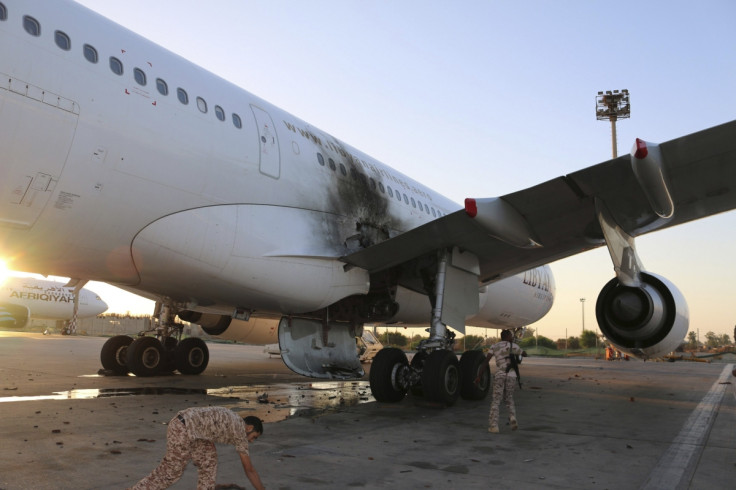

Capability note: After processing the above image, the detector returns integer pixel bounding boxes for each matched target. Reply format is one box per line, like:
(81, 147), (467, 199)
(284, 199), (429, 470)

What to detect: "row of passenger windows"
(0, 3), (442, 217)
(316, 153), (444, 218)
(0, 4), (244, 129)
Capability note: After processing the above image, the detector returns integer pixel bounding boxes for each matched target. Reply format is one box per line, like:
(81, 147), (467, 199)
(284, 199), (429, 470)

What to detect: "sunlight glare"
(0, 260), (9, 285)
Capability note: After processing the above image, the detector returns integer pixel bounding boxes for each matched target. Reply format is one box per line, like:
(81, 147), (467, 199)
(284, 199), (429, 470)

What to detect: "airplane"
(0, 276), (108, 329)
(0, 0), (734, 404)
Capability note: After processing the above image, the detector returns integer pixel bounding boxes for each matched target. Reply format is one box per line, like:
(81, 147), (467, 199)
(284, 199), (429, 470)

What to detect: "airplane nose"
(96, 297), (109, 314)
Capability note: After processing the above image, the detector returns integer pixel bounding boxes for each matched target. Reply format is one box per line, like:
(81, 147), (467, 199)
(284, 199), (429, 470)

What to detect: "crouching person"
(130, 406), (264, 490)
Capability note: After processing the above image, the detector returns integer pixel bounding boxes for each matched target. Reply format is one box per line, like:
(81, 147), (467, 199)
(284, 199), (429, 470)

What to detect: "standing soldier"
(485, 330), (527, 433)
(130, 406), (265, 490)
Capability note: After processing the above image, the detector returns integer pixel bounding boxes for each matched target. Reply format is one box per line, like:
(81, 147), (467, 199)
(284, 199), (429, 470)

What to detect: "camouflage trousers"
(130, 415), (219, 490)
(488, 372), (517, 429)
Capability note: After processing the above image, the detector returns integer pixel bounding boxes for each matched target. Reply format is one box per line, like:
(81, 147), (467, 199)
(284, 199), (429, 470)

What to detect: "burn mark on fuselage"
(281, 119), (408, 253)
(324, 139), (397, 252)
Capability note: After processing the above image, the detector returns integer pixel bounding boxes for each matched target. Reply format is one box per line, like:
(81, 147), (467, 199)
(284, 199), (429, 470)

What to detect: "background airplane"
(0, 1), (734, 406)
(0, 276), (108, 329)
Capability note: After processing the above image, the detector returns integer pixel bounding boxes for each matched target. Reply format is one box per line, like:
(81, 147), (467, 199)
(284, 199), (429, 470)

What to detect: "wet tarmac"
(0, 332), (734, 489)
(0, 381), (375, 424)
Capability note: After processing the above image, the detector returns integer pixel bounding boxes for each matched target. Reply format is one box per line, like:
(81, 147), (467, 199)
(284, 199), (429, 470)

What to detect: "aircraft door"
(250, 105), (280, 178)
(0, 78), (78, 229)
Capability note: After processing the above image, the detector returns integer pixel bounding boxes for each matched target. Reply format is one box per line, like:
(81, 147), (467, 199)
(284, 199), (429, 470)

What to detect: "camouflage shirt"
(488, 340), (522, 376)
(177, 406), (250, 455)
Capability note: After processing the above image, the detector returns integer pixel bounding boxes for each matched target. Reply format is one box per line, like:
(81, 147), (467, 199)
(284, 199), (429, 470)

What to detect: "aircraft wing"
(342, 119), (736, 283)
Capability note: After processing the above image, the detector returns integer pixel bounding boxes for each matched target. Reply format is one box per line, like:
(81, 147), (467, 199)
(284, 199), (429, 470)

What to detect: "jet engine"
(177, 310), (279, 344)
(177, 311), (231, 335)
(595, 272), (688, 359)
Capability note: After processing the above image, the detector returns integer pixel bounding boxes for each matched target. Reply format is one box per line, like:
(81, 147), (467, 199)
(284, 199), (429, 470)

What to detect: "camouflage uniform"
(487, 340), (522, 431)
(131, 407), (250, 490)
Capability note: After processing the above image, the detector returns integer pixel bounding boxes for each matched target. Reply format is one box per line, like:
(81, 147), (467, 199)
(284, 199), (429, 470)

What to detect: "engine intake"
(596, 272), (688, 359)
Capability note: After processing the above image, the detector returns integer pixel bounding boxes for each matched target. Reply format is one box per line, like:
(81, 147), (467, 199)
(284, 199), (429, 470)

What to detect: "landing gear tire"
(459, 350), (490, 400)
(175, 337), (209, 375)
(100, 335), (133, 375)
(369, 348), (410, 402)
(422, 350), (460, 406)
(126, 336), (164, 377)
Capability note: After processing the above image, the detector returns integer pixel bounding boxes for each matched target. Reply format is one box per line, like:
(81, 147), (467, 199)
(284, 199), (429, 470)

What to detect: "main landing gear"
(369, 248), (491, 405)
(369, 335), (491, 406)
(99, 302), (209, 377)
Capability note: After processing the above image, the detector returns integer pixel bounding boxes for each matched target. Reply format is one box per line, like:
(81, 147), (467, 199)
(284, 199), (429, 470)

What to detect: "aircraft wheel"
(369, 348), (410, 402)
(459, 350), (490, 400)
(422, 350), (460, 405)
(100, 335), (133, 375)
(409, 351), (428, 397)
(126, 336), (164, 377)
(175, 337), (209, 375)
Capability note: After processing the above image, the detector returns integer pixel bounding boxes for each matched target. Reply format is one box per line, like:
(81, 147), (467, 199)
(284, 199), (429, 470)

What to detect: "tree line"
(376, 328), (733, 351)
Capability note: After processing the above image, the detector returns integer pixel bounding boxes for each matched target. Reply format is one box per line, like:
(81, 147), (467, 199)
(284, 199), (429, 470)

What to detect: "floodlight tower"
(596, 89), (630, 158)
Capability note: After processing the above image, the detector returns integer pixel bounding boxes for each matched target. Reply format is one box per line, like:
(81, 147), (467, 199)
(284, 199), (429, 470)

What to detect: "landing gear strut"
(99, 301), (209, 377)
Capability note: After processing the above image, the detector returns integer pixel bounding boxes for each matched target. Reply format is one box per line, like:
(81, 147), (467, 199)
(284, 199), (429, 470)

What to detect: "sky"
(21, 0), (735, 341)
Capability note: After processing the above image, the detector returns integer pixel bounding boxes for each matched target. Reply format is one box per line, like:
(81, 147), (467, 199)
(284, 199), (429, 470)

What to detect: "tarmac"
(0, 331), (734, 489)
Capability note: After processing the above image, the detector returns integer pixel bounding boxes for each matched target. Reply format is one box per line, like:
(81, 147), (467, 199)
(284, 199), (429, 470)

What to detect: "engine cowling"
(596, 272), (688, 359)
(177, 310), (279, 344)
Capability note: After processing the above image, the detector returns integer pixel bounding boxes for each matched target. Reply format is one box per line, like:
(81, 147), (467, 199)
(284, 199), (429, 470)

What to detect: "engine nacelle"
(596, 272), (688, 359)
(178, 311), (232, 335)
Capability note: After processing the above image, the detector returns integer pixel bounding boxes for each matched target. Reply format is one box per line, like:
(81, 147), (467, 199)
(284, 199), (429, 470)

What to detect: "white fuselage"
(0, 0), (553, 332)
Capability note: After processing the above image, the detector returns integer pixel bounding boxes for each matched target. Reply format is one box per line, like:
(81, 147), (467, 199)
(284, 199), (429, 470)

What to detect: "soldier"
(485, 329), (526, 433)
(130, 406), (264, 490)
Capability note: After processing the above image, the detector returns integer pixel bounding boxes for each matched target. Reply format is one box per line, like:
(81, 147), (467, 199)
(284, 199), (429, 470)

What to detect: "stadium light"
(596, 89), (630, 158)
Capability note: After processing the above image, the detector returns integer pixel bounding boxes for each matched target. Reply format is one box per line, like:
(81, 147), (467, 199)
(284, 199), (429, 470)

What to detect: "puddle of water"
(0, 381), (375, 423)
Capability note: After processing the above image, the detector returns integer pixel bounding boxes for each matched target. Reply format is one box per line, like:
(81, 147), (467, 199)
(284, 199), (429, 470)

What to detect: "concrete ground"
(0, 331), (733, 489)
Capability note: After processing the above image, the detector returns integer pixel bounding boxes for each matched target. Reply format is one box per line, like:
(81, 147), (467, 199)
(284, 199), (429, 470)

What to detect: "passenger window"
(395, 191), (402, 201)
(23, 16), (40, 36)
(411, 197), (416, 208)
(403, 194), (409, 204)
(177, 88), (189, 105)
(0, 3), (6, 21)
(55, 31), (71, 51)
(109, 56), (123, 75)
(432, 208), (436, 217)
(339, 163), (347, 176)
(196, 97), (207, 113)
(156, 78), (168, 95)
(387, 186), (394, 198)
(378, 182), (385, 193)
(215, 105), (225, 121)
(134, 68), (146, 86)
(232, 113), (242, 129)
(83, 44), (98, 63)
(317, 153), (325, 166)
(417, 200), (422, 210)
(370, 178), (377, 190)
(328, 158), (336, 171)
